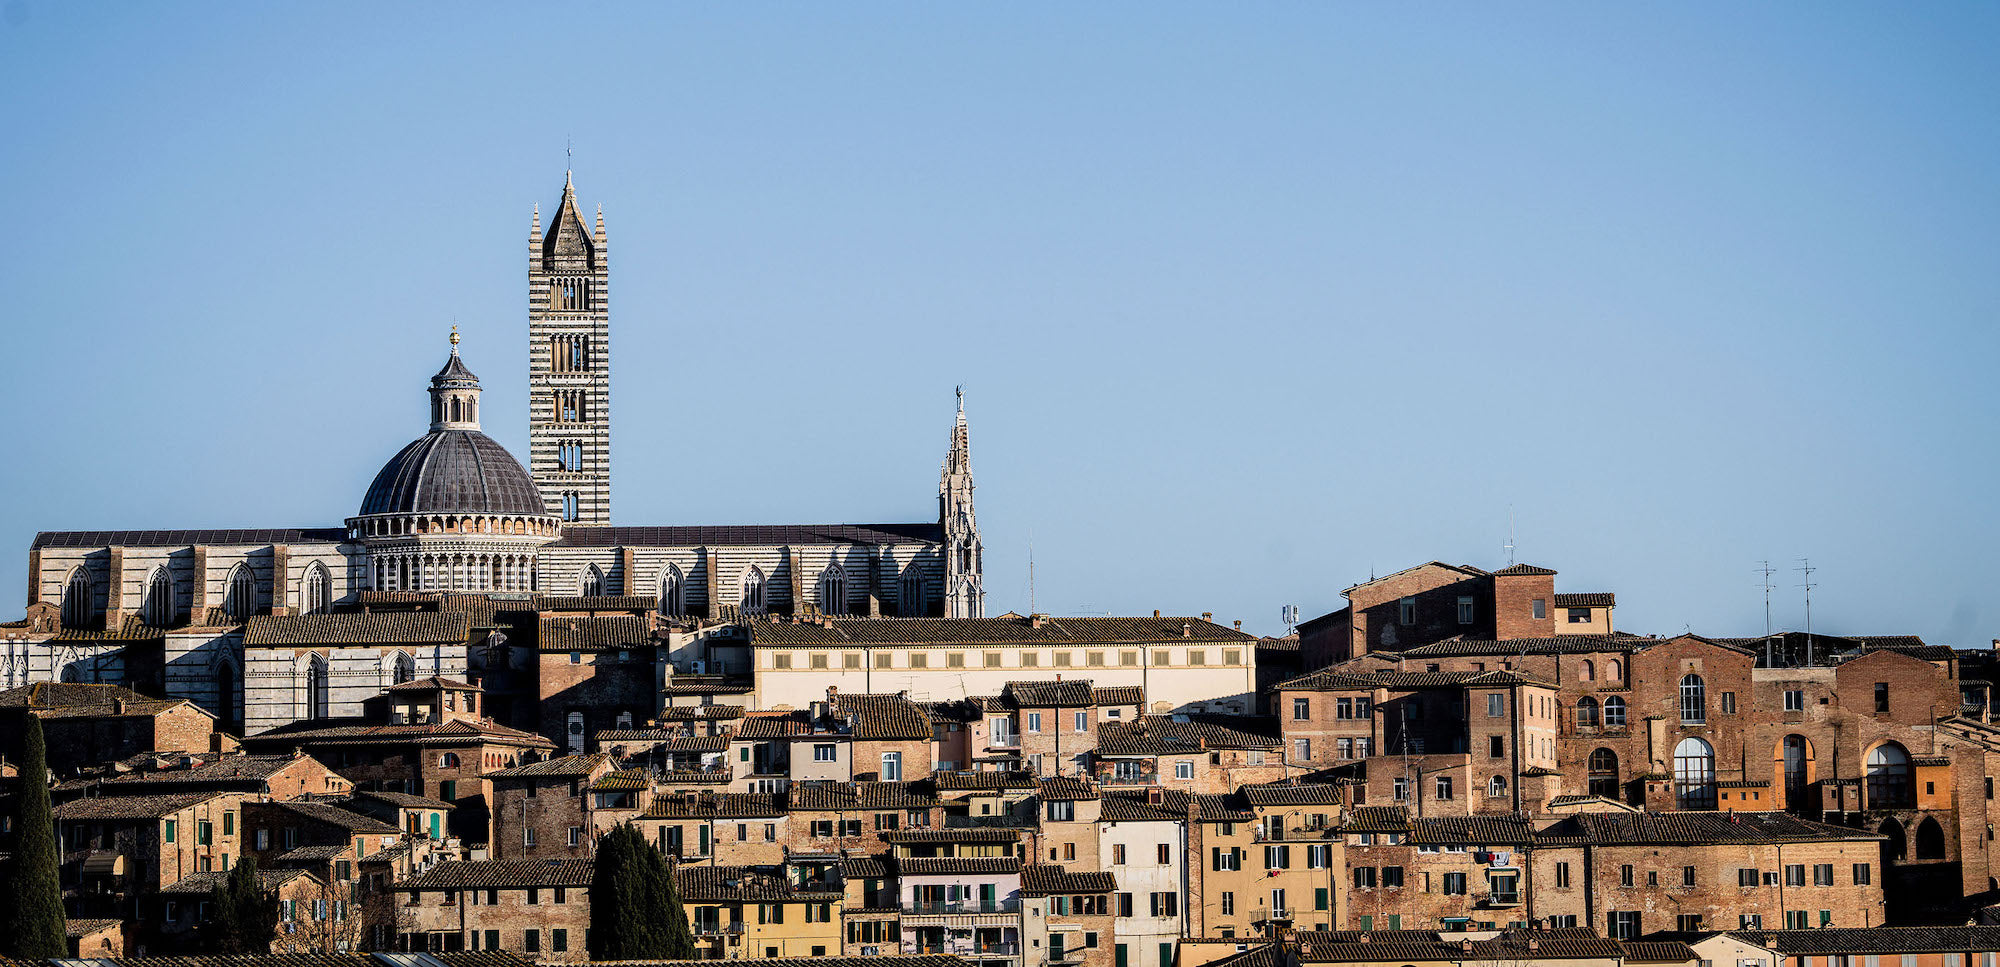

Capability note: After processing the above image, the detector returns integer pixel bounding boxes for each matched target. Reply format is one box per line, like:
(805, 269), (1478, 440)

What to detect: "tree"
(206, 855), (281, 954)
(589, 824), (695, 960)
(1, 715), (69, 958)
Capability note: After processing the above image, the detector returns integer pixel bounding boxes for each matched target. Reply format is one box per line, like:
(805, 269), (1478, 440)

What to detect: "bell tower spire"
(528, 167), (612, 525)
(940, 388), (983, 618)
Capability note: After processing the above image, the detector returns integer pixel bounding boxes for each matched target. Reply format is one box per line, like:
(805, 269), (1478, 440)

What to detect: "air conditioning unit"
(689, 660), (707, 674)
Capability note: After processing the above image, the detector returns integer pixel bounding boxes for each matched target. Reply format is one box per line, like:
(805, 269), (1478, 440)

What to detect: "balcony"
(903, 899), (1023, 915)
(692, 921), (745, 937)
(945, 814), (1035, 829)
(1250, 908), (1295, 924)
(905, 943), (1021, 957)
(1476, 890), (1522, 907)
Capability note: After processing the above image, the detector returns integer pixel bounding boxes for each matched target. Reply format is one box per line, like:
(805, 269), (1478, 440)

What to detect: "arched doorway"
(1915, 816), (1946, 860)
(1878, 818), (1906, 862)
(1776, 734), (1815, 811)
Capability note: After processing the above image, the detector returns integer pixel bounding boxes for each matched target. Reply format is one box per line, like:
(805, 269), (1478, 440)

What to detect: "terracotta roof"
(547, 523), (944, 549)
(658, 705), (745, 720)
(591, 770), (650, 791)
(1554, 592), (1616, 607)
(931, 770), (1039, 791)
(1340, 805), (1411, 832)
(1097, 789), (1235, 821)
(751, 615), (1255, 647)
(1733, 927), (2000, 955)
(275, 844), (354, 862)
(1299, 929), (1622, 964)
(533, 595), (655, 612)
(33, 529), (347, 548)
(1020, 864), (1117, 895)
(1622, 941), (1699, 962)
(832, 692), (934, 740)
(1410, 814), (1534, 845)
(898, 856), (1021, 875)
(0, 682), (157, 708)
(1493, 563), (1557, 576)
(95, 753), (315, 788)
(240, 717), (551, 749)
(790, 781), (942, 811)
(65, 919), (123, 937)
(54, 792), (222, 820)
(1536, 811), (1882, 846)
(355, 789), (456, 810)
(265, 800), (400, 833)
(737, 714), (811, 739)
(243, 613), (471, 647)
(589, 958), (966, 967)
(642, 792), (786, 819)
(595, 733), (729, 751)
(487, 753), (612, 779)
(385, 675), (478, 692)
(1003, 680), (1096, 708)
(1396, 635), (1647, 658)
(160, 868), (315, 894)
(881, 828), (1022, 844)
(841, 855), (890, 878)
(400, 859), (593, 889)
(539, 615), (653, 651)
(676, 864), (842, 901)
(1037, 776), (1099, 801)
(1096, 715), (1279, 755)
(1092, 685), (1145, 706)
(57, 954), (534, 967)
(1241, 783), (1345, 807)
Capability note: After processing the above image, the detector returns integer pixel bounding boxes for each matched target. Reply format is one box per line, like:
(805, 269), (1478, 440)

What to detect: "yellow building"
(678, 864), (844, 960)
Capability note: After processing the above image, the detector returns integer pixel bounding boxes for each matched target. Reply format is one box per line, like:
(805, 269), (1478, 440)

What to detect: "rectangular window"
(524, 930), (541, 953)
(1159, 843), (1173, 864)
(1399, 597), (1416, 625)
(1294, 738), (1310, 762)
(874, 653), (893, 668)
(1738, 868), (1759, 887)
(1458, 596), (1475, 624)
(845, 653), (862, 668)
(1175, 760), (1194, 780)
(1075, 710), (1088, 732)
(164, 819), (177, 843)
(1532, 598), (1547, 619)
(1876, 683), (1890, 712)
(1608, 911), (1640, 939)
(1487, 694), (1505, 717)
(1683, 865), (1697, 887)
(810, 653), (828, 670)
(1568, 607), (1591, 623)
(1785, 690), (1804, 711)
(1854, 863), (1872, 885)
(223, 812), (234, 836)
(1113, 844), (1126, 865)
(1785, 864), (1806, 886)
(1556, 862), (1571, 888)
(1225, 648), (1242, 665)
(1678, 915), (1704, 932)
(984, 651), (1003, 667)
(1436, 776), (1453, 800)
(1382, 865), (1403, 887)
(1212, 847), (1240, 871)
(1309, 845), (1333, 869)
(947, 652), (965, 668)
(1393, 777), (1409, 801)
(1442, 872), (1466, 895)
(551, 930), (568, 953)
(909, 652), (928, 668)
(568, 826), (582, 846)
(1021, 651), (1041, 667)
(1121, 651), (1139, 666)
(1720, 692), (1737, 714)
(1815, 863), (1834, 886)
(1292, 698), (1310, 720)
(198, 820), (213, 845)
(1620, 865), (1634, 887)
(814, 743), (836, 762)
(1048, 800), (1074, 822)
(1188, 650), (1205, 666)
(881, 751), (902, 781)
(1027, 712), (1042, 733)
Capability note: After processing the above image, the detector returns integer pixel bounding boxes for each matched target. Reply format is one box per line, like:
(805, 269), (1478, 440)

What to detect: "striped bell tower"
(528, 170), (612, 525)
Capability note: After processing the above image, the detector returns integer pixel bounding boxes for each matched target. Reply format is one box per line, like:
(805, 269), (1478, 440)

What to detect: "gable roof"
(1536, 811), (1882, 846)
(243, 613), (471, 647)
(1096, 715), (1279, 756)
(750, 615), (1254, 647)
(400, 859), (593, 890)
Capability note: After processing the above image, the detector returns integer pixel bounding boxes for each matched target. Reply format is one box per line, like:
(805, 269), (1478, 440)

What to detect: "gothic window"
(580, 565), (605, 596)
(1588, 748), (1620, 798)
(143, 566), (176, 627)
(1866, 742), (1912, 809)
(740, 566), (767, 614)
(559, 392), (578, 422)
(818, 565), (847, 616)
(224, 564), (257, 622)
(561, 492), (579, 522)
(1679, 673), (1706, 724)
(62, 567), (94, 629)
(1674, 737), (1717, 810)
(659, 565), (685, 616)
(1915, 816), (1946, 860)
(558, 441), (581, 472)
(1603, 696), (1627, 728)
(1580, 659), (1595, 681)
(1488, 775), (1508, 798)
(1607, 659), (1623, 681)
(393, 652), (416, 685)
(899, 566), (927, 618)
(306, 655), (330, 721)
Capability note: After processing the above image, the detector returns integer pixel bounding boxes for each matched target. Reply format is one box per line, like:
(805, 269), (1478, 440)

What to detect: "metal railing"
(903, 899), (1023, 915)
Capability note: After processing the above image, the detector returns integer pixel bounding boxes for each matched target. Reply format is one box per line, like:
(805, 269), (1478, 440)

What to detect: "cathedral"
(5, 171), (985, 725)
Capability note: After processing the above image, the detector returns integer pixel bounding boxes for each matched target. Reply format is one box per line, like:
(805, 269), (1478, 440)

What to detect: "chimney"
(1202, 612), (1212, 622)
(1358, 933), (1370, 944)
(1031, 614), (1045, 629)
(1153, 610), (1161, 618)
(1460, 940), (1474, 953)
(1233, 620), (1241, 631)
(1528, 940), (1541, 952)
(1182, 623), (1191, 638)
(1147, 787), (1164, 806)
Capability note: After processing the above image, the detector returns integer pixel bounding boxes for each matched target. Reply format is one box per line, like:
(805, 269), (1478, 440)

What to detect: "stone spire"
(940, 388), (983, 618)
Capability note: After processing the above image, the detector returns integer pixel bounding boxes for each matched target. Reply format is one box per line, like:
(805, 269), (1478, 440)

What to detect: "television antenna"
(1757, 560), (1777, 666)
(1503, 507), (1517, 566)
(1280, 605), (1299, 634)
(1796, 557), (1817, 666)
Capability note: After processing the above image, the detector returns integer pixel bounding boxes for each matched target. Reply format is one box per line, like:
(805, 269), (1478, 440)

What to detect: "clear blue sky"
(2, 3), (1995, 642)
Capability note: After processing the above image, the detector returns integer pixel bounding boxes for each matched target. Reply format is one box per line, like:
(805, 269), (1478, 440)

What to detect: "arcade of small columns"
(349, 513), (559, 593)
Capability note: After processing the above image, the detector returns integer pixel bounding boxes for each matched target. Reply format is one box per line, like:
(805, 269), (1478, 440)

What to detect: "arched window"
(302, 563), (331, 615)
(1488, 775), (1508, 798)
(143, 566), (176, 627)
(224, 564), (257, 621)
(1603, 696), (1627, 728)
(1867, 742), (1912, 809)
(1915, 816), (1946, 860)
(740, 566), (767, 614)
(562, 492), (580, 522)
(1575, 696), (1600, 728)
(565, 710), (586, 755)
(215, 659), (238, 730)
(659, 565), (685, 616)
(393, 652), (416, 685)
(1878, 819), (1907, 862)
(306, 655), (330, 721)
(1674, 736), (1717, 809)
(1580, 659), (1595, 682)
(580, 564), (605, 597)
(1607, 659), (1623, 681)
(818, 565), (847, 616)
(1679, 673), (1706, 724)
(1782, 734), (1813, 807)
(1588, 748), (1620, 797)
(439, 753), (460, 768)
(899, 566), (927, 618)
(62, 567), (95, 629)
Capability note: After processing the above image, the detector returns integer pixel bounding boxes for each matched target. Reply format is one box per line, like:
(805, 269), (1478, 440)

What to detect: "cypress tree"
(1, 715), (69, 958)
(206, 854), (280, 954)
(590, 824), (695, 959)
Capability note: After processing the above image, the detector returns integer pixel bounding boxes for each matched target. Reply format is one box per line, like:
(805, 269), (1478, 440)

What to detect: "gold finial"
(450, 325), (460, 350)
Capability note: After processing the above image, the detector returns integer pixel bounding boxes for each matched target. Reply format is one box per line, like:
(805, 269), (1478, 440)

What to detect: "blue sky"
(2, 3), (1995, 641)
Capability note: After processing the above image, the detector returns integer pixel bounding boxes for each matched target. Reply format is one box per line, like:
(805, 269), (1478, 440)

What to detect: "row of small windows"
(548, 276), (594, 312)
(431, 395), (477, 425)
(60, 563), (332, 629)
(555, 441), (585, 472)
(547, 334), (594, 372)
(551, 390), (592, 423)
(600, 563), (935, 617)
(769, 646), (1248, 670)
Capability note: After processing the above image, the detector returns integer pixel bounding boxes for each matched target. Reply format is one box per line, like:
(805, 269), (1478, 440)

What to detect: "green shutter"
(1359, 915), (1372, 931)
(1117, 945), (1129, 967)
(163, 819), (176, 843)
(1159, 943), (1173, 967)
(1316, 888), (1329, 911)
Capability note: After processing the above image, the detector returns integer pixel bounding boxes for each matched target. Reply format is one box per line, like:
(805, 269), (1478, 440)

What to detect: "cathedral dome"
(358, 429), (547, 517)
